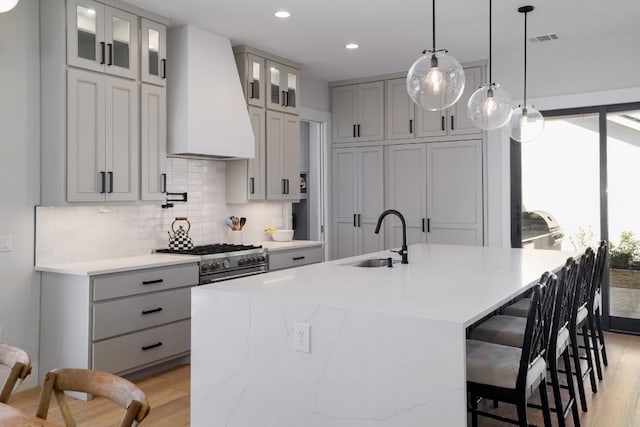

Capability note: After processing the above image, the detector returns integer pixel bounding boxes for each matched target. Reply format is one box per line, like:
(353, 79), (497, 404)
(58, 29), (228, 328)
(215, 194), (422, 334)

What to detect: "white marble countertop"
(201, 243), (575, 327)
(258, 240), (324, 252)
(35, 254), (200, 276)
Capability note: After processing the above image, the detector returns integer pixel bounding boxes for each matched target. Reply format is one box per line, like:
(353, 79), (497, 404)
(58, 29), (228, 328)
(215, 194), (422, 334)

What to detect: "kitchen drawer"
(93, 264), (198, 301)
(92, 319), (190, 374)
(268, 246), (323, 271)
(93, 287), (191, 340)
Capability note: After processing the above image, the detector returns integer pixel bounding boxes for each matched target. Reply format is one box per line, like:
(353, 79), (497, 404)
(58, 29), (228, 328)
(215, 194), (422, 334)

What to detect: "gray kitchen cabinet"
(226, 106), (267, 203)
(67, 68), (138, 202)
(140, 18), (167, 87)
(268, 245), (324, 271)
(332, 146), (384, 259)
(67, 0), (138, 80)
(415, 66), (483, 138)
(266, 111), (300, 201)
(140, 83), (167, 201)
(235, 52), (266, 108)
(385, 140), (484, 248)
(39, 263), (199, 392)
(387, 66), (483, 140)
(266, 60), (300, 115)
(332, 81), (384, 143)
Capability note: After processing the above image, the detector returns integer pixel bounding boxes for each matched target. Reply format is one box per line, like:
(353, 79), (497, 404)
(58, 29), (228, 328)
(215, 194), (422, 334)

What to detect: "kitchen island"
(191, 244), (575, 426)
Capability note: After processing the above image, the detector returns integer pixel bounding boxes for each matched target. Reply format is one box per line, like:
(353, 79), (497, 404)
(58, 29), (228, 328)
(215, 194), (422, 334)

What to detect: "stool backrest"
(0, 344), (32, 404)
(517, 274), (556, 390)
(551, 258), (578, 349)
(573, 248), (595, 317)
(589, 241), (608, 307)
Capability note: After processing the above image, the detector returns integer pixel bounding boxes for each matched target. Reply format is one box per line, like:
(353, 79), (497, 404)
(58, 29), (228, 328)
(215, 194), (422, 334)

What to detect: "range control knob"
(212, 262), (220, 270)
(238, 259), (246, 266)
(258, 255), (266, 262)
(201, 263), (211, 272)
(222, 259), (231, 269)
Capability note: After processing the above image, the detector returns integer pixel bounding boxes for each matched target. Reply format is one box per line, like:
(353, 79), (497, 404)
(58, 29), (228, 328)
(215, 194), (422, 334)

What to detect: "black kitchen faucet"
(374, 209), (408, 264)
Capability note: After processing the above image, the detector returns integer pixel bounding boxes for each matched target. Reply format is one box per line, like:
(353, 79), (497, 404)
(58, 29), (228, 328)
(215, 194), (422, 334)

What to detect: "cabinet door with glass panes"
(67, 0), (138, 80)
(266, 60), (299, 115)
(141, 18), (167, 87)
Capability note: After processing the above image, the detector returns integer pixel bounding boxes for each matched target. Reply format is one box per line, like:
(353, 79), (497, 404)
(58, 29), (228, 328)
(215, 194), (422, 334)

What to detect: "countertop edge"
(35, 254), (201, 276)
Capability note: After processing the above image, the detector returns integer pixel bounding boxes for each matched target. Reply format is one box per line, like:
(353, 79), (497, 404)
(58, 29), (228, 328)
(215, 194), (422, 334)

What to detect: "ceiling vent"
(529, 33), (559, 43)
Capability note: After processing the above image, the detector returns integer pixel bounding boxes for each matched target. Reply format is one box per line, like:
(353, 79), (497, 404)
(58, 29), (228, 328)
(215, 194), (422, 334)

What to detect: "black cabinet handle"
(142, 342), (163, 351)
(142, 307), (163, 315)
(441, 116), (445, 131)
(100, 171), (106, 194)
(282, 178), (286, 194)
(357, 214), (361, 227)
(249, 177), (255, 194)
(284, 91), (289, 107)
(422, 218), (426, 233)
(427, 218), (431, 233)
(107, 43), (113, 66)
(108, 172), (113, 193)
(100, 41), (105, 65)
(142, 279), (163, 285)
(357, 124), (361, 137)
(353, 214), (357, 227)
(286, 179), (290, 195)
(292, 256), (305, 261)
(281, 90), (286, 106)
(353, 124), (356, 138)
(161, 59), (167, 79)
(161, 173), (167, 193)
(409, 119), (413, 134)
(451, 115), (455, 130)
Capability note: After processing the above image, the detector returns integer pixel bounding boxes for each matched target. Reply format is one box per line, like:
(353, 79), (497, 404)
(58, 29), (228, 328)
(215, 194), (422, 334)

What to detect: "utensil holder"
(227, 229), (244, 244)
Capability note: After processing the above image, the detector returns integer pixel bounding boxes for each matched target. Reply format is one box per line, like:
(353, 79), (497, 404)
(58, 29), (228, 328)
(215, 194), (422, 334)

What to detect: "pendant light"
(467, 0), (512, 130)
(510, 5), (544, 143)
(0, 0), (18, 13)
(406, 0), (465, 111)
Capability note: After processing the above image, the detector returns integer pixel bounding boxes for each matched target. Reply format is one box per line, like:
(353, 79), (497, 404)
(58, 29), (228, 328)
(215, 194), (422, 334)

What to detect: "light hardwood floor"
(6, 332), (640, 426)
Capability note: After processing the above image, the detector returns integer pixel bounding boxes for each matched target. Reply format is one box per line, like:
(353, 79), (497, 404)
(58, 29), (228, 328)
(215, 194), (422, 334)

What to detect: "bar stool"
(586, 241), (608, 380)
(467, 283), (553, 427)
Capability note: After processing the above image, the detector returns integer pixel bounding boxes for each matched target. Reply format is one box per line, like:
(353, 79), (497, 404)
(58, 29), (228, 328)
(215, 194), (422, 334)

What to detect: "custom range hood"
(167, 25), (254, 159)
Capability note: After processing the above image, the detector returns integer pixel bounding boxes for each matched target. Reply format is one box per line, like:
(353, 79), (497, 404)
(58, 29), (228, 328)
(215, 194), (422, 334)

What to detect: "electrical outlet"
(294, 322), (310, 353)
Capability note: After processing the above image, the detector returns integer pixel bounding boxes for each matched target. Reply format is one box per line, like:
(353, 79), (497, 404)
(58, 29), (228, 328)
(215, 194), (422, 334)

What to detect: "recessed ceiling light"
(274, 10), (291, 18)
(345, 43), (359, 50)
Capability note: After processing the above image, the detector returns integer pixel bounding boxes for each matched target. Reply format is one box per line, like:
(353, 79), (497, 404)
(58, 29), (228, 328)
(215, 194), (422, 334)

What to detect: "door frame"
(300, 107), (331, 261)
(510, 101), (640, 334)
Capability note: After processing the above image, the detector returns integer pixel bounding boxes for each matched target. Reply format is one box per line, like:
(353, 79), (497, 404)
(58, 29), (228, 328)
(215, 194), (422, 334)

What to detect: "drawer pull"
(142, 342), (163, 351)
(142, 307), (163, 315)
(142, 279), (163, 285)
(292, 256), (305, 261)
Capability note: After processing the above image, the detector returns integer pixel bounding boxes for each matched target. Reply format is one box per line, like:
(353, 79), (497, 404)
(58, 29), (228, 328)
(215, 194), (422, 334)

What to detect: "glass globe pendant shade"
(406, 49), (465, 111)
(0, 0), (19, 13)
(510, 105), (544, 143)
(467, 83), (513, 130)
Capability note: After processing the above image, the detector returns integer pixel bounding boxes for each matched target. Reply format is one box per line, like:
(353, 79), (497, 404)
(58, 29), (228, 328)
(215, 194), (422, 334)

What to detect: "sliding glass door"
(513, 103), (640, 333)
(607, 109), (640, 326)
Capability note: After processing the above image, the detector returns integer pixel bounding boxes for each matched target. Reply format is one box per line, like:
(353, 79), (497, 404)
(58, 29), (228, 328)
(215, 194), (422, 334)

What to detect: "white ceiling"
(124, 0), (640, 82)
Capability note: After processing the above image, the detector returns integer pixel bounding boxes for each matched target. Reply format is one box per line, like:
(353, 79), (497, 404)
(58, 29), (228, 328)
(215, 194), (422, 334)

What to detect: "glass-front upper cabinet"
(245, 54), (265, 107)
(141, 18), (167, 87)
(266, 60), (299, 114)
(67, 0), (138, 79)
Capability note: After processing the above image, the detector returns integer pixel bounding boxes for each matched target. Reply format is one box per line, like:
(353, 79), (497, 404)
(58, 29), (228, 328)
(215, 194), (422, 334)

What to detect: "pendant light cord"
(489, 0), (492, 84)
(523, 9), (527, 107)
(432, 0), (436, 51)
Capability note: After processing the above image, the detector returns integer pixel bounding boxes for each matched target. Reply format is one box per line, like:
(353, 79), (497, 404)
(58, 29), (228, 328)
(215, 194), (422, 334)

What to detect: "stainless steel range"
(156, 244), (268, 284)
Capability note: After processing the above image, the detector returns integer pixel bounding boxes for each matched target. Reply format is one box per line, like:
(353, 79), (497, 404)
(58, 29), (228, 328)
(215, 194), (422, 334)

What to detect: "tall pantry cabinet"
(330, 64), (486, 259)
(41, 0), (169, 205)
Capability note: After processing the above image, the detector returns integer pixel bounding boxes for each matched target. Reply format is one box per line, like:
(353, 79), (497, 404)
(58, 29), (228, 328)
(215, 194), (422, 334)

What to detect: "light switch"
(0, 236), (12, 252)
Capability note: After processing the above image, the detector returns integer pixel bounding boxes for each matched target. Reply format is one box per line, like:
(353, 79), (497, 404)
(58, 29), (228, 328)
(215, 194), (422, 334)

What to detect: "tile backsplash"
(36, 158), (291, 265)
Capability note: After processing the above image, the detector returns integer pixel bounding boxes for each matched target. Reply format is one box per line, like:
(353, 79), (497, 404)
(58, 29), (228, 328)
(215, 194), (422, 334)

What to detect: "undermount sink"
(350, 258), (400, 268)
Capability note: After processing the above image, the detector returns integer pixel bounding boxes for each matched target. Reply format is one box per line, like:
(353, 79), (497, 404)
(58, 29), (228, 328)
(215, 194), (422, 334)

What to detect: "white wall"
(300, 72), (330, 112)
(0, 0), (41, 387)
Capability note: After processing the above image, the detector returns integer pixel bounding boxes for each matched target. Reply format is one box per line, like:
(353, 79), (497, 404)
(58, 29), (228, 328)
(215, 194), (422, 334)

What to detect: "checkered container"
(168, 217), (194, 251)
